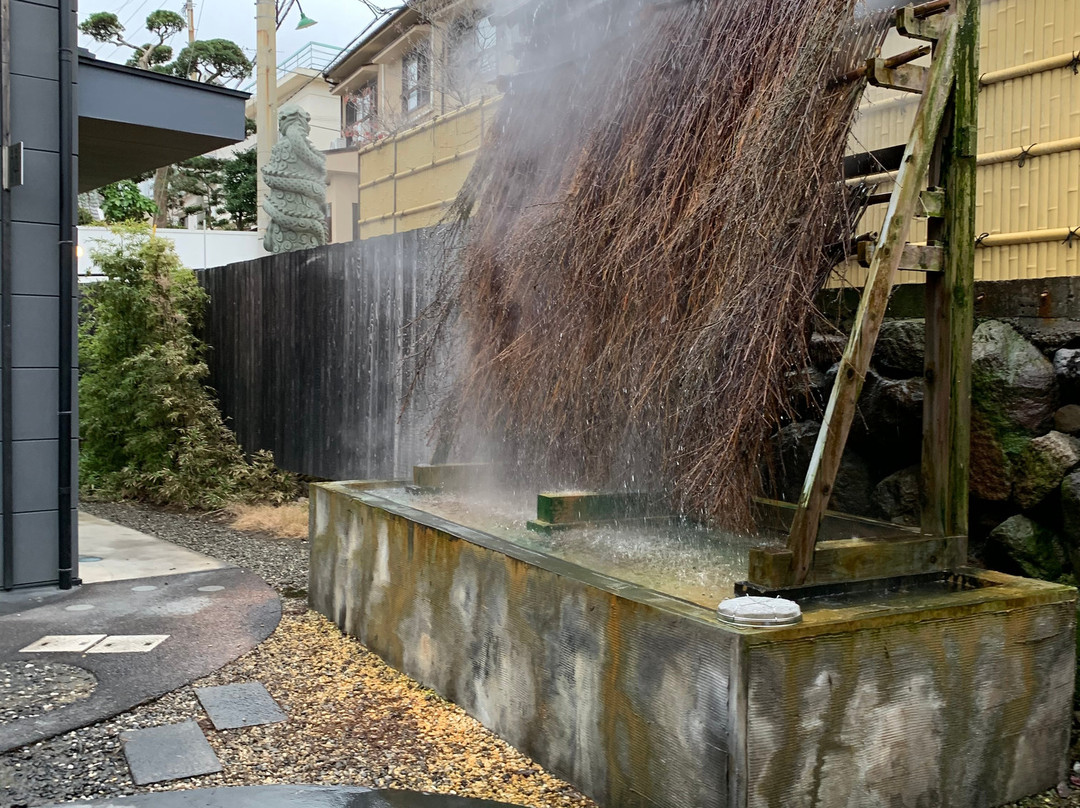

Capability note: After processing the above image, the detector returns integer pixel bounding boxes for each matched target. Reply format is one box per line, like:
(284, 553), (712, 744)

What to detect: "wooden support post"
(786, 12), (962, 585)
(921, 0), (978, 539)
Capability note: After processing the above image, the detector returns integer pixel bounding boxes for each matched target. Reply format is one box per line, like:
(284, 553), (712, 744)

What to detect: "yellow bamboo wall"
(842, 0), (1080, 286)
(353, 97), (498, 240)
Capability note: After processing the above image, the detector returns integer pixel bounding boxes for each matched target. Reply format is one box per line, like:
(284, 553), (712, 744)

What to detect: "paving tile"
(86, 635), (169, 654)
(120, 721), (222, 785)
(19, 634), (106, 653)
(195, 681), (287, 730)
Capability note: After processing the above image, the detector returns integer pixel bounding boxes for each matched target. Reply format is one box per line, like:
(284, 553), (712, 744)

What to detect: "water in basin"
(366, 486), (777, 608)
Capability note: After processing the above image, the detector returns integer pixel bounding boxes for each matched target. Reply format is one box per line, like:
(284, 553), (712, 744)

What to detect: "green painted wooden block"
(535, 491), (666, 525)
(412, 463), (493, 491)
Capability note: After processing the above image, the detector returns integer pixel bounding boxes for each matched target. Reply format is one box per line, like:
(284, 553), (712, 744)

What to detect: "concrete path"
(46, 786), (529, 808)
(0, 513), (280, 753)
(78, 512), (228, 583)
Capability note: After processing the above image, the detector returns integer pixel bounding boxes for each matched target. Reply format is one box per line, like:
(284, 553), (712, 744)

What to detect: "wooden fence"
(197, 230), (434, 482)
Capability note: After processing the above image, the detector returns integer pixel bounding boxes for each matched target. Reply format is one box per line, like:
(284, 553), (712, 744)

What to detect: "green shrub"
(100, 180), (158, 223)
(79, 226), (296, 508)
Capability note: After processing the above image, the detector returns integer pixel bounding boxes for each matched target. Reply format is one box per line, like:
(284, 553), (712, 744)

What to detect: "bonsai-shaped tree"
(171, 39), (253, 85)
(79, 10), (185, 70)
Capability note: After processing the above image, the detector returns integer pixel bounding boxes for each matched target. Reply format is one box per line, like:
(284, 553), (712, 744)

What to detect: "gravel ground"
(5, 502), (1077, 808)
(0, 663), (97, 724)
(0, 611), (594, 808)
(0, 503), (593, 808)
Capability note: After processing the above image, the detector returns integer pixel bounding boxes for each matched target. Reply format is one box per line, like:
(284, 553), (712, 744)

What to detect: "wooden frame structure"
(781, 0), (980, 587)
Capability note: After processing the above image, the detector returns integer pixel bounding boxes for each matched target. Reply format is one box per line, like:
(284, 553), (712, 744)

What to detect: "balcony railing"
(243, 41), (344, 92)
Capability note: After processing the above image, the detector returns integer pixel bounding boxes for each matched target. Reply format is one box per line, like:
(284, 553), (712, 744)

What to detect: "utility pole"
(255, 0), (277, 234)
(185, 0), (195, 42)
(185, 0), (197, 79)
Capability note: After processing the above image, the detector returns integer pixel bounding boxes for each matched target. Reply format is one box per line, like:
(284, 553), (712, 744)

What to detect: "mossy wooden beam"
(858, 242), (943, 272)
(921, 0), (978, 539)
(786, 10), (962, 585)
(868, 59), (929, 94)
(749, 535), (966, 590)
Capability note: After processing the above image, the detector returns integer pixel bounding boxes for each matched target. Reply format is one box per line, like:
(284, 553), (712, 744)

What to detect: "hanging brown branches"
(414, 0), (892, 531)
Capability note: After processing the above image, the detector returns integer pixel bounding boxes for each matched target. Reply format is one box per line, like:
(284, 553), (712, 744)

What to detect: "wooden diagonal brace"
(786, 11), (962, 585)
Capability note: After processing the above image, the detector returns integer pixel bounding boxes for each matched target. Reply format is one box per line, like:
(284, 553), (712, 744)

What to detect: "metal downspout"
(57, 0), (75, 589)
(0, 0), (13, 591)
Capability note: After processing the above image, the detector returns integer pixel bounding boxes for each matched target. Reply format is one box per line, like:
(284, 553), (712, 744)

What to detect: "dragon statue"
(262, 104), (328, 253)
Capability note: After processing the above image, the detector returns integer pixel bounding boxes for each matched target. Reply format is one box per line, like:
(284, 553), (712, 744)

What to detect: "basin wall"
(310, 482), (1077, 808)
(744, 594), (1076, 807)
(309, 482), (744, 808)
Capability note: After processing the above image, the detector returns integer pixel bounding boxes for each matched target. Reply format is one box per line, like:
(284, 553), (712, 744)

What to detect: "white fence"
(77, 227), (269, 279)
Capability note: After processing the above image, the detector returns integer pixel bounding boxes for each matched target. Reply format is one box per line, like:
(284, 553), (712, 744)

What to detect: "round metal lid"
(717, 595), (802, 627)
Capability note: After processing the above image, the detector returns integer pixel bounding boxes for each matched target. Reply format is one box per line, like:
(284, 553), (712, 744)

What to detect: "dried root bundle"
(416, 0), (892, 530)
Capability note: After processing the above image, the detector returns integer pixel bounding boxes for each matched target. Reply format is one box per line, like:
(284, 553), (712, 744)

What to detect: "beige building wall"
(354, 96), (497, 239)
(844, 0), (1080, 286)
(326, 150), (359, 243)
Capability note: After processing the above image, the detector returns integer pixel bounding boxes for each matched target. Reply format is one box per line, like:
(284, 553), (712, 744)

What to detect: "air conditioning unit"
(329, 137), (348, 150)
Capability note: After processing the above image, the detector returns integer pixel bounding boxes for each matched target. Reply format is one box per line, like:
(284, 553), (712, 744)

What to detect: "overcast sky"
(79, 0), (404, 80)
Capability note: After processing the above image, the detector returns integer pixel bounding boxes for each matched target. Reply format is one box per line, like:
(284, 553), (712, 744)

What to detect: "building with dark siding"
(0, 0), (248, 589)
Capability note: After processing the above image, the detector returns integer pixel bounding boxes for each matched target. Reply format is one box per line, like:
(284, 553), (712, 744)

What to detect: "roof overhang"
(323, 5), (420, 86)
(78, 57), (250, 192)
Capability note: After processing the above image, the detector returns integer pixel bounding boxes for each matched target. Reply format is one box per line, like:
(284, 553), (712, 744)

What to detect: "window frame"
(401, 46), (431, 115)
(345, 78), (379, 144)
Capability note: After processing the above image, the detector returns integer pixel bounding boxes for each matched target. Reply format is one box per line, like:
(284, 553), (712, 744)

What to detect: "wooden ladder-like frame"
(786, 0), (980, 585)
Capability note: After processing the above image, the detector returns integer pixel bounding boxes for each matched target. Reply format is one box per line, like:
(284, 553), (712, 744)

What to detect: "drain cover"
(717, 595), (801, 627)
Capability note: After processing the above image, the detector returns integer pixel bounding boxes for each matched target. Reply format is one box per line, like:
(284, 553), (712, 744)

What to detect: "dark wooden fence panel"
(197, 231), (433, 481)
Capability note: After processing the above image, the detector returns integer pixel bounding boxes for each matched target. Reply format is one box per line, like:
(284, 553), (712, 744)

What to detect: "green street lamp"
(295, 4), (318, 29)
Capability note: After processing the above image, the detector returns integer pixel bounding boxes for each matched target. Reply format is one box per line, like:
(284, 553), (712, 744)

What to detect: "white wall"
(77, 226), (269, 278)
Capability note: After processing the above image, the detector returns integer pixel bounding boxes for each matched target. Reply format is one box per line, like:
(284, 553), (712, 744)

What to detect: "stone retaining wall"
(778, 304), (1080, 582)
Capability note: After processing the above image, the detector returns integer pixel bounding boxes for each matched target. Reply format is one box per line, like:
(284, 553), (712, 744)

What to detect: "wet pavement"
(0, 514), (280, 754)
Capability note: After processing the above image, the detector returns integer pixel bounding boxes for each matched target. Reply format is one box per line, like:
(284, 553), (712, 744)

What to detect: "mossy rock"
(1063, 472), (1080, 544)
(987, 514), (1065, 580)
(971, 321), (1057, 433)
(1012, 431), (1080, 510)
(970, 321), (1058, 501)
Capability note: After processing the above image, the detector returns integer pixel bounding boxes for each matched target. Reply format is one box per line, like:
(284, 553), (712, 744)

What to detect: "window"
(446, 13), (498, 104)
(401, 47), (430, 114)
(475, 16), (497, 79)
(345, 78), (378, 144)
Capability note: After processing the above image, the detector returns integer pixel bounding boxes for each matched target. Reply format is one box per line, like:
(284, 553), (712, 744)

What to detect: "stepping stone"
(194, 682), (286, 730)
(120, 721), (222, 785)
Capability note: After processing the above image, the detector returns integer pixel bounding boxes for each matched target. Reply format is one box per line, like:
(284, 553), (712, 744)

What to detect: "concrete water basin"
(309, 480), (1076, 808)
